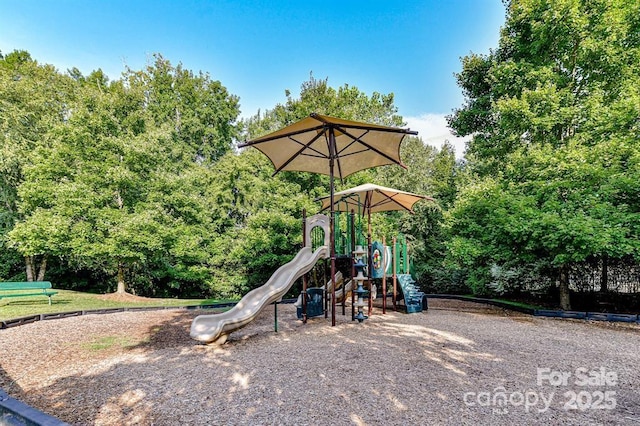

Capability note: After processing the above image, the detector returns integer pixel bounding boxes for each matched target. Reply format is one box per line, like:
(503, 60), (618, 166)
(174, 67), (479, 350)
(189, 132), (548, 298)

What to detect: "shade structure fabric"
(239, 113), (417, 327)
(317, 183), (434, 214)
(238, 113), (416, 179)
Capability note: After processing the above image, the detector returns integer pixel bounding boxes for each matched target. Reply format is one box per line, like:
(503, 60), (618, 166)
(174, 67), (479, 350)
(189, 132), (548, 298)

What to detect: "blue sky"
(0, 0), (505, 156)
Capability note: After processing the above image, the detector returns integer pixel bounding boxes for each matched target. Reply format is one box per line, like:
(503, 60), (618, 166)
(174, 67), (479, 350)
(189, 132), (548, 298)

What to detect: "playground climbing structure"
(190, 214), (330, 344)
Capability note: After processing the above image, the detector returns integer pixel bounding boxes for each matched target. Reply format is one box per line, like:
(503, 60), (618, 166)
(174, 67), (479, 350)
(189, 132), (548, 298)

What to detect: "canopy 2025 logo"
(537, 367), (617, 411)
(463, 367), (618, 414)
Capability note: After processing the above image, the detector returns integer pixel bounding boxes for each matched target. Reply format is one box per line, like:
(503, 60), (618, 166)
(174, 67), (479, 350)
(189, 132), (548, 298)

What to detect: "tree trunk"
(36, 256), (47, 281)
(600, 254), (608, 293)
(116, 262), (126, 294)
(25, 256), (35, 282)
(559, 265), (571, 310)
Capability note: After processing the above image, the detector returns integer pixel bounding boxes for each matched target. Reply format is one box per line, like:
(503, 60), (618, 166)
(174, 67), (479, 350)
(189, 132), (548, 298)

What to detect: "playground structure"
(193, 115), (427, 344)
(190, 214), (330, 344)
(293, 271), (354, 319)
(190, 207), (426, 344)
(300, 208), (427, 322)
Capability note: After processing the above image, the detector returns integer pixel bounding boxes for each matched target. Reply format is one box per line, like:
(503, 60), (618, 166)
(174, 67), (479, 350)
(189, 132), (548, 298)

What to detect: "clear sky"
(0, 0), (505, 156)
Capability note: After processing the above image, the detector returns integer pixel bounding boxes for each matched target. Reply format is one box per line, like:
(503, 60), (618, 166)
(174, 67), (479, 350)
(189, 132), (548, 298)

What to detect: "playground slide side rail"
(190, 245), (329, 344)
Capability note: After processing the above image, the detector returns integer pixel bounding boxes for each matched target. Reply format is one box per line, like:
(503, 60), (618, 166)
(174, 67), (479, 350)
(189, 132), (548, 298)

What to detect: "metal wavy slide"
(190, 245), (329, 344)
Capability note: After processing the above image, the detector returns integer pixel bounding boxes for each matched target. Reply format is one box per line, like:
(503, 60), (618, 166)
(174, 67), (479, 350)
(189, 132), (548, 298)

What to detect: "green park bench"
(0, 281), (58, 305)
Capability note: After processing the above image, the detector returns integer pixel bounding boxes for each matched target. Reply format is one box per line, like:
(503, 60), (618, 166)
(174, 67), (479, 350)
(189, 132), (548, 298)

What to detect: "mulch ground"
(1, 299), (639, 425)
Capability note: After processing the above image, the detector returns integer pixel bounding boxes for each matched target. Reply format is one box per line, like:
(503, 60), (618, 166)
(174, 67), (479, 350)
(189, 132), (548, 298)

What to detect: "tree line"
(0, 51), (452, 298)
(1, 0), (638, 310)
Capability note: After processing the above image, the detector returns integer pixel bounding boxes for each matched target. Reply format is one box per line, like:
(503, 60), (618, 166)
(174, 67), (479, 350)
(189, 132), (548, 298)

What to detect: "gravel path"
(1, 300), (639, 425)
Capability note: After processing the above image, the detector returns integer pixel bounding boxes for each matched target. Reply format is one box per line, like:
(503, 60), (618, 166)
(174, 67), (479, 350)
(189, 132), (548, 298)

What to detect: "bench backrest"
(0, 281), (52, 290)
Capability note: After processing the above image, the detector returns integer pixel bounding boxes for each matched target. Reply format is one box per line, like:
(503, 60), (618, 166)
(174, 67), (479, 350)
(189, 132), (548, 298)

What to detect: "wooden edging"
(426, 294), (640, 324)
(0, 299), (299, 330)
(3, 295), (638, 328)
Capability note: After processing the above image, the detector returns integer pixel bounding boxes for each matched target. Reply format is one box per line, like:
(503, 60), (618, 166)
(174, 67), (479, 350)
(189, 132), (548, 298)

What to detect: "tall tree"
(243, 74), (403, 140)
(376, 139), (460, 289)
(126, 54), (241, 163)
(448, 0), (640, 308)
(0, 50), (75, 280)
(11, 80), (170, 293)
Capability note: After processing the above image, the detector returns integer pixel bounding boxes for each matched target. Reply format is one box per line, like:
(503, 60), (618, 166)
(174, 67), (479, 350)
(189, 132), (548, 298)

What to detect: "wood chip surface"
(1, 300), (639, 425)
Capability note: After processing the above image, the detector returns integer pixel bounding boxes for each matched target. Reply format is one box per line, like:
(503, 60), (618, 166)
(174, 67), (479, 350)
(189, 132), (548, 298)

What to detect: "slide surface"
(304, 272), (352, 303)
(191, 245), (329, 344)
(325, 271), (343, 292)
(335, 279), (354, 303)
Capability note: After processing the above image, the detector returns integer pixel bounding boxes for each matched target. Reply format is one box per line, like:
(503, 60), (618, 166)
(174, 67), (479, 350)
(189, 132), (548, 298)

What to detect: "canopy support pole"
(329, 127), (337, 327)
(302, 209), (308, 324)
(350, 209), (356, 320)
(382, 235), (387, 314)
(393, 236), (397, 310)
(367, 207), (373, 317)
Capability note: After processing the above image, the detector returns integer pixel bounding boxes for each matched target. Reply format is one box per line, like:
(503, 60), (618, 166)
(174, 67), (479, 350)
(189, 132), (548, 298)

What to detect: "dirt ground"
(1, 299), (639, 425)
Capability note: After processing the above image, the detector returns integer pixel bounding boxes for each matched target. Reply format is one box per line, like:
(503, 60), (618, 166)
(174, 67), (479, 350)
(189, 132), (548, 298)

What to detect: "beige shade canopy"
(317, 183), (434, 214)
(239, 113), (417, 327)
(238, 113), (416, 179)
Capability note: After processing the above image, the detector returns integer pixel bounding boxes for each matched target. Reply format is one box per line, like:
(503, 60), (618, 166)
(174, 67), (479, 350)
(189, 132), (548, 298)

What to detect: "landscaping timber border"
(0, 300), (280, 330)
(426, 294), (640, 324)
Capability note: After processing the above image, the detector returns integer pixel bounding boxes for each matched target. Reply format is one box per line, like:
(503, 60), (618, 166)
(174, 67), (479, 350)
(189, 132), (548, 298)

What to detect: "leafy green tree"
(0, 52), (243, 295)
(0, 50), (75, 280)
(126, 54), (241, 163)
(375, 139), (461, 290)
(8, 53), (243, 295)
(448, 0), (640, 308)
(243, 73), (404, 140)
(11, 80), (168, 293)
(203, 148), (323, 295)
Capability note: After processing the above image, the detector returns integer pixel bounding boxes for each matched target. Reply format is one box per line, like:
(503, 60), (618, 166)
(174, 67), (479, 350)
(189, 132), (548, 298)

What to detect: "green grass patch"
(0, 289), (234, 322)
(490, 298), (544, 310)
(454, 294), (543, 310)
(83, 335), (140, 351)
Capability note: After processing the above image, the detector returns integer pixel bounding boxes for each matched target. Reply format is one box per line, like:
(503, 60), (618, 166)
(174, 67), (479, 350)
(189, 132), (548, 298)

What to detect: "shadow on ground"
(3, 302), (639, 425)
